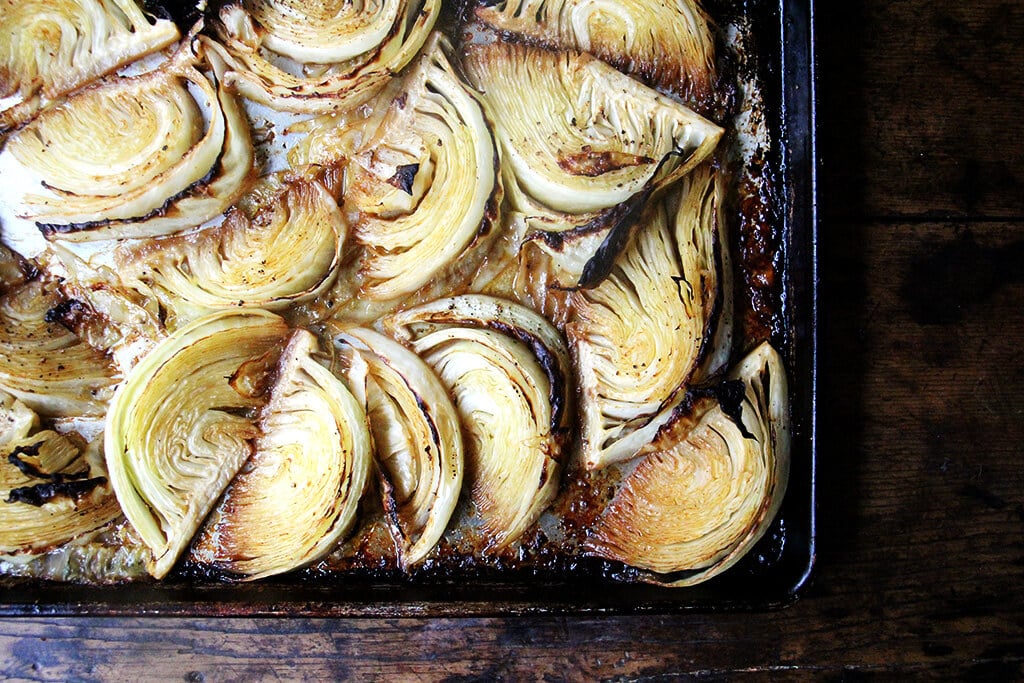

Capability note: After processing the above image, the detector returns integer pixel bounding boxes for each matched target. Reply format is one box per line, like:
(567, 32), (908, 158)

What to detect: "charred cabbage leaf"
(386, 295), (570, 550)
(585, 342), (790, 586)
(475, 0), (718, 112)
(204, 0), (439, 113)
(0, 0), (180, 133)
(568, 166), (724, 469)
(0, 391), (121, 554)
(119, 176), (344, 324)
(105, 309), (290, 578)
(0, 280), (118, 417)
(192, 330), (371, 580)
(336, 327), (462, 568)
(9, 44), (255, 241)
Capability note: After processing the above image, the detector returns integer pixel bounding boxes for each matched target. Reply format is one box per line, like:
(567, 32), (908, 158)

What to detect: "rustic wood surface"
(3, 1), (1024, 680)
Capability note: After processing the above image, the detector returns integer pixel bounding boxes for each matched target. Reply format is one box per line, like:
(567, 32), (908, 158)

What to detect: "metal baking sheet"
(0, 0), (817, 615)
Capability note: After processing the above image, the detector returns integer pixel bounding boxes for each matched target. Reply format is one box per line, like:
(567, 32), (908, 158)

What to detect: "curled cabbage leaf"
(119, 176), (344, 322)
(462, 42), (721, 216)
(0, 0), (180, 133)
(0, 391), (121, 554)
(584, 342), (790, 586)
(0, 280), (118, 417)
(343, 34), (501, 303)
(475, 0), (718, 111)
(336, 327), (462, 567)
(105, 309), (290, 578)
(9, 44), (255, 241)
(204, 0), (439, 113)
(192, 330), (371, 580)
(387, 295), (570, 550)
(568, 166), (723, 469)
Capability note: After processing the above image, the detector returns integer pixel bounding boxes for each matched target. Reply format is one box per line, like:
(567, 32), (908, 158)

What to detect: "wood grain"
(3, 0), (1024, 679)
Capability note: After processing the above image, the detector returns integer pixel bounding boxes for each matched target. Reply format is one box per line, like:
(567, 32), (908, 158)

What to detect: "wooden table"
(2, 2), (1023, 679)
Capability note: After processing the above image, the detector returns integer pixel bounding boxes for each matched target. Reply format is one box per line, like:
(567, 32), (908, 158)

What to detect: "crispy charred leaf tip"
(577, 148), (693, 289)
(387, 163), (421, 195)
(5, 446), (107, 507)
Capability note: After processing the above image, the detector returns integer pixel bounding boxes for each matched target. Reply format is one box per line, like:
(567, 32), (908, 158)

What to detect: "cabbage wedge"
(10, 44), (255, 241)
(192, 330), (371, 580)
(119, 176), (344, 323)
(569, 166), (724, 470)
(343, 34), (500, 303)
(475, 0), (718, 110)
(0, 391), (121, 554)
(205, 0), (439, 113)
(105, 309), (290, 578)
(462, 42), (721, 216)
(585, 342), (790, 586)
(0, 280), (118, 417)
(0, 0), (180, 133)
(336, 327), (462, 568)
(386, 295), (570, 550)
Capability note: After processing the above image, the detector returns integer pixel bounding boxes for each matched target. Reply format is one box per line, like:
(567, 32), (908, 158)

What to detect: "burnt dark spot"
(6, 476), (107, 506)
(386, 164), (420, 195)
(557, 150), (655, 177)
(44, 298), (89, 330)
(713, 379), (754, 439)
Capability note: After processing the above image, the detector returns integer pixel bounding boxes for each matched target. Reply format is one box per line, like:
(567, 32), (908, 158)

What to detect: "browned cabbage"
(585, 342), (789, 586)
(204, 0), (439, 113)
(8, 43), (255, 241)
(475, 0), (718, 111)
(568, 165), (724, 470)
(192, 330), (371, 580)
(0, 0), (179, 133)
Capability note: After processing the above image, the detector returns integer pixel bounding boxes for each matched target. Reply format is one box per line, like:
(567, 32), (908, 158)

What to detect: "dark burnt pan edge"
(0, 0), (818, 617)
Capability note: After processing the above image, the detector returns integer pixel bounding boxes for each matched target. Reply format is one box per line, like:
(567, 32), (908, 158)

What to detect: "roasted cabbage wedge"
(585, 342), (790, 586)
(8, 43), (255, 241)
(462, 42), (721, 216)
(0, 279), (118, 417)
(204, 0), (439, 113)
(105, 309), (290, 578)
(462, 42), (721, 290)
(335, 326), (462, 568)
(386, 295), (571, 550)
(0, 391), (121, 554)
(192, 330), (371, 580)
(118, 175), (344, 325)
(474, 0), (718, 111)
(310, 34), (501, 321)
(0, 0), (180, 134)
(569, 165), (724, 470)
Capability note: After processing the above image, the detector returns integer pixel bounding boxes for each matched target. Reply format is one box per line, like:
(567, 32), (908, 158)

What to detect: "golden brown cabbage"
(119, 176), (344, 324)
(105, 309), (290, 578)
(336, 327), (462, 567)
(204, 0), (439, 113)
(462, 42), (721, 217)
(0, 280), (118, 417)
(568, 165), (723, 469)
(0, 0), (180, 133)
(386, 295), (570, 549)
(475, 0), (717, 111)
(192, 330), (371, 580)
(585, 342), (790, 586)
(9, 43), (255, 241)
